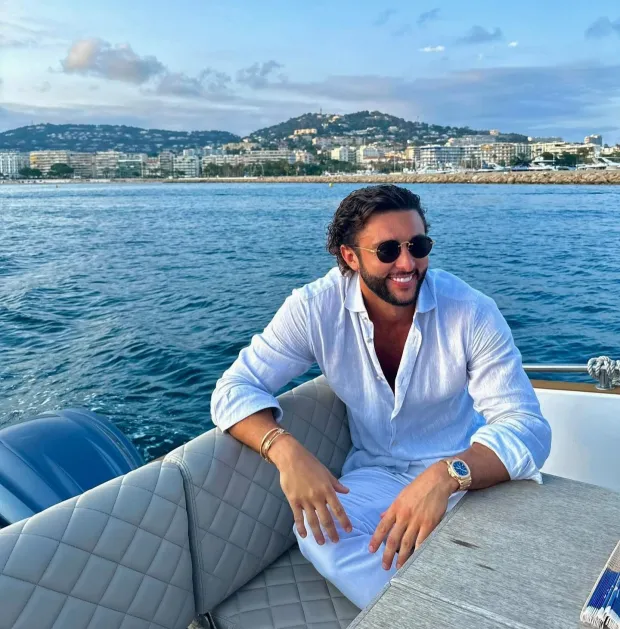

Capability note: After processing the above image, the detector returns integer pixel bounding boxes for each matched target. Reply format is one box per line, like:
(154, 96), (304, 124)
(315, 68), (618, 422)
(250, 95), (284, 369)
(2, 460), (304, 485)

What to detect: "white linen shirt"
(210, 267), (551, 482)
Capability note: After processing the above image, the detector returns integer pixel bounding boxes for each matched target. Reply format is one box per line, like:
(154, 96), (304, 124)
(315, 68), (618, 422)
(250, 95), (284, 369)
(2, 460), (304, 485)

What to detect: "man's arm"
(464, 294), (552, 483)
(210, 288), (354, 543)
(370, 294), (551, 569)
(210, 288), (315, 432)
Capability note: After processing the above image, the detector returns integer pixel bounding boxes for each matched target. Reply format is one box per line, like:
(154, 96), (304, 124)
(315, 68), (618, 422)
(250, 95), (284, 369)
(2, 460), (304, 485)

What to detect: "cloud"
(585, 17), (620, 39)
(417, 8), (440, 26)
(392, 24), (412, 37)
(268, 62), (620, 141)
(59, 38), (236, 100)
(420, 45), (445, 53)
(0, 15), (62, 48)
(60, 38), (166, 84)
(34, 81), (51, 93)
(236, 60), (285, 89)
(4, 61), (620, 142)
(155, 68), (232, 98)
(373, 9), (396, 27)
(508, 41), (519, 47)
(457, 26), (503, 45)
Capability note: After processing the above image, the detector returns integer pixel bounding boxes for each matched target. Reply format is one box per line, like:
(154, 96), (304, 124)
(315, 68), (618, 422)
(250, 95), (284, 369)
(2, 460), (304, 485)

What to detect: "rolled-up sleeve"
(467, 295), (552, 483)
(210, 288), (316, 432)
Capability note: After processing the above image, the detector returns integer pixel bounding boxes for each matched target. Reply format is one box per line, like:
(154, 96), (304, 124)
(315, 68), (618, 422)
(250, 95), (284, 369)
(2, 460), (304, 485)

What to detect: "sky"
(1, 0), (620, 142)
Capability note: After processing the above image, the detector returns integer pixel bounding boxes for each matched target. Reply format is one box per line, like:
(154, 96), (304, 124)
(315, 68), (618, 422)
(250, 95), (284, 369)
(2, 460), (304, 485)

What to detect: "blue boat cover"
(0, 409), (144, 525)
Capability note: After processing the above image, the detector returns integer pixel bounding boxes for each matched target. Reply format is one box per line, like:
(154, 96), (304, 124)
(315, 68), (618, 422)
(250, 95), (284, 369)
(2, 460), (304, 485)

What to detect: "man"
(211, 184), (551, 609)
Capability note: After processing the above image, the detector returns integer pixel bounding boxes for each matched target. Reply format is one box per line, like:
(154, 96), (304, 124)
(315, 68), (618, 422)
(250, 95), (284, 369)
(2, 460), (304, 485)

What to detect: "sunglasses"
(349, 234), (434, 264)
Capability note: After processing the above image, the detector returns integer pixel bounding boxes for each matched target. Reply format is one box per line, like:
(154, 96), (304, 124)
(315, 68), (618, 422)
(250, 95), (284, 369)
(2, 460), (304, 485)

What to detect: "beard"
(358, 260), (427, 308)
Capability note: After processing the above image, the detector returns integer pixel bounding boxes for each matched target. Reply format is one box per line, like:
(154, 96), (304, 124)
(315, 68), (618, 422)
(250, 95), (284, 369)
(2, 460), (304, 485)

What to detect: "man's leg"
(294, 466), (407, 609)
(294, 464), (465, 609)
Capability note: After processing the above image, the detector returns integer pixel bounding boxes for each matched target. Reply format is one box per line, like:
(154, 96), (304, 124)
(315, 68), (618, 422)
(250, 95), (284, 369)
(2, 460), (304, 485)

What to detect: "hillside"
(0, 124), (241, 153)
(0, 114), (530, 154)
(249, 110), (527, 145)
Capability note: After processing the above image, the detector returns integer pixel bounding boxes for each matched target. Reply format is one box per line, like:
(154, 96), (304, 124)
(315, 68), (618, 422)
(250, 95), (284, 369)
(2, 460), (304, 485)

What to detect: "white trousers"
(294, 464), (464, 609)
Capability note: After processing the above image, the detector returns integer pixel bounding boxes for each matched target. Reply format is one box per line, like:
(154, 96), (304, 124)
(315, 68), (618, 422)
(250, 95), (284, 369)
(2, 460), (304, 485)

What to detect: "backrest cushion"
(0, 460), (195, 629)
(165, 375), (351, 613)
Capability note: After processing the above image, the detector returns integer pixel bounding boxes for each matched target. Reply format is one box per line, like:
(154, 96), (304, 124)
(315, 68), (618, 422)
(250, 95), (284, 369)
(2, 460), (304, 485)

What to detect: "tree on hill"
(18, 166), (43, 178)
(48, 163), (75, 178)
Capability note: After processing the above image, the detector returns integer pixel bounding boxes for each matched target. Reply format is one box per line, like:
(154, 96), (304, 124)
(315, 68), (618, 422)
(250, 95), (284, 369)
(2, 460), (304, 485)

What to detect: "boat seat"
(164, 375), (358, 627)
(0, 460), (196, 629)
(208, 546), (360, 629)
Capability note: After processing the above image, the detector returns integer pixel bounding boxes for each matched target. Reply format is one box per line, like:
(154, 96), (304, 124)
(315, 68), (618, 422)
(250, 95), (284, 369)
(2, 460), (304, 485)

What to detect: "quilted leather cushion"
(209, 546), (360, 629)
(165, 375), (352, 614)
(0, 460), (195, 629)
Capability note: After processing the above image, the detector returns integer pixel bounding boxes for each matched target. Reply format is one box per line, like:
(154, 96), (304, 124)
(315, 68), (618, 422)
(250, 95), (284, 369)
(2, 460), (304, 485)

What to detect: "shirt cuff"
(211, 386), (283, 432)
(470, 424), (543, 484)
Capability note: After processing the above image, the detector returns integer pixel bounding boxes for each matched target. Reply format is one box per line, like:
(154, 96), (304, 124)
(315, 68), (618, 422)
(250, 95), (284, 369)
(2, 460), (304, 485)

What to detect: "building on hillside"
(69, 152), (95, 178)
(446, 135), (495, 147)
(173, 155), (200, 178)
(529, 142), (594, 158)
(357, 146), (384, 163)
(489, 129), (501, 136)
(117, 156), (146, 178)
(479, 143), (531, 165)
(0, 152), (29, 178)
(312, 137), (332, 149)
(416, 145), (457, 169)
(201, 149), (296, 167)
(94, 151), (123, 177)
(30, 150), (71, 174)
(144, 157), (161, 177)
(293, 128), (317, 136)
(330, 146), (356, 163)
(584, 134), (603, 147)
(159, 151), (174, 177)
(244, 150), (296, 164)
(222, 142), (258, 152)
(294, 150), (314, 163)
(601, 145), (620, 156)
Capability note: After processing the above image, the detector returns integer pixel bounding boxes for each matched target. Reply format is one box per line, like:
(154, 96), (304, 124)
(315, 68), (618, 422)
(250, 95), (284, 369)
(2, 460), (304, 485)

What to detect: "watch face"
(453, 460), (469, 477)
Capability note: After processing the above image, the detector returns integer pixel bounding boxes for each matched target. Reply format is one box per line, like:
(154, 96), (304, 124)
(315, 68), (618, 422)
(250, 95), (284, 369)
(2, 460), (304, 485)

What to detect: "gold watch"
(445, 459), (472, 491)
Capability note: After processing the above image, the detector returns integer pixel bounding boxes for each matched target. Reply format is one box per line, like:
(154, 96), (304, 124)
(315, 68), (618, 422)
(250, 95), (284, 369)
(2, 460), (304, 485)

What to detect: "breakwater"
(168, 170), (620, 185)
(4, 169), (620, 186)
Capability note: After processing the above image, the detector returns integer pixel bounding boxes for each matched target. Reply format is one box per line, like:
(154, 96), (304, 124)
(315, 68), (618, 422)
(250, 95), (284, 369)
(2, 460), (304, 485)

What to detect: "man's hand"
(368, 462), (459, 570)
(269, 435), (353, 545)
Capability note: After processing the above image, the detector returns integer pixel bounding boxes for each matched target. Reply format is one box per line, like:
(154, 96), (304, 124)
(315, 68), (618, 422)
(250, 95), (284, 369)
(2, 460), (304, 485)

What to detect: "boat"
(0, 356), (619, 628)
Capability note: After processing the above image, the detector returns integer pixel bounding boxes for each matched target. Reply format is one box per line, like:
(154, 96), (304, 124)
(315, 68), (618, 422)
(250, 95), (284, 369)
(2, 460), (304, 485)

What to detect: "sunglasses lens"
(409, 235), (433, 258)
(376, 241), (401, 263)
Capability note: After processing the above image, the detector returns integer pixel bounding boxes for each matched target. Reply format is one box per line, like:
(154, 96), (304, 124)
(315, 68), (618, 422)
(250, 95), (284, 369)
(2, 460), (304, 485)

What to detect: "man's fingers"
(326, 493), (353, 533)
(414, 522), (435, 551)
(332, 478), (350, 494)
(316, 504), (340, 543)
(292, 504), (307, 539)
(382, 521), (407, 570)
(369, 511), (395, 553)
(396, 526), (419, 569)
(303, 504), (326, 545)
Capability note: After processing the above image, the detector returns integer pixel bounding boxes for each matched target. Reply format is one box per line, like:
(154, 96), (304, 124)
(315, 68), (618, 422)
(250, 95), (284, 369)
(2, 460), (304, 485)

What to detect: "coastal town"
(0, 111), (619, 180)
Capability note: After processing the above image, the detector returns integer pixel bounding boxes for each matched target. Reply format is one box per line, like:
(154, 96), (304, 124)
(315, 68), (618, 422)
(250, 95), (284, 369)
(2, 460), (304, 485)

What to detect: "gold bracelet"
(261, 428), (286, 461)
(259, 427), (280, 460)
(263, 429), (291, 463)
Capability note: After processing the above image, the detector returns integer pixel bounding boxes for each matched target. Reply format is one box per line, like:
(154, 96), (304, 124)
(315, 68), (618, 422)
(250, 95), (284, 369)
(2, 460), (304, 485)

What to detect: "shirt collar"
(344, 270), (437, 314)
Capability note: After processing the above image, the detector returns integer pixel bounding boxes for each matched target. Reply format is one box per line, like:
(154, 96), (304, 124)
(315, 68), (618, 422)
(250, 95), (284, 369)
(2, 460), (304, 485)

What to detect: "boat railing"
(524, 356), (620, 390)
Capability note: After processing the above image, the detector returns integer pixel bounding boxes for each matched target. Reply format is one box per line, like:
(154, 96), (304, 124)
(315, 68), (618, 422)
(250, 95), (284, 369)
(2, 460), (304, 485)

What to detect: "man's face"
(349, 210), (429, 308)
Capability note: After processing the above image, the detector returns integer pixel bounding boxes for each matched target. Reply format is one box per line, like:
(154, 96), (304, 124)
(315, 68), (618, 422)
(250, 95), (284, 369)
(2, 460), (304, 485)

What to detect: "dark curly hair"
(326, 184), (429, 276)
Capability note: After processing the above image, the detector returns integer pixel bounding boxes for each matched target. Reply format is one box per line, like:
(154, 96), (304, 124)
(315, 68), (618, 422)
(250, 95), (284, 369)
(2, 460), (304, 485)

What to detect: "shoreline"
(3, 170), (620, 185)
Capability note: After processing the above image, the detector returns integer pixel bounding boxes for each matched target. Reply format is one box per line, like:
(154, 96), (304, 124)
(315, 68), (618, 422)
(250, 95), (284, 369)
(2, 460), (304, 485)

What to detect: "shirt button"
(376, 375), (382, 380)
(366, 338), (372, 344)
